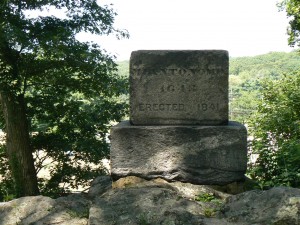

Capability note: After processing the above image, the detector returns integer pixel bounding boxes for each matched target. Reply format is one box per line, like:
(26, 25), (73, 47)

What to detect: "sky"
(76, 0), (296, 60)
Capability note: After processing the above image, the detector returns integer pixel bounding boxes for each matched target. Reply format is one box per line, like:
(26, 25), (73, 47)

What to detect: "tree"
(278, 0), (300, 47)
(248, 73), (300, 187)
(246, 1), (300, 188)
(0, 0), (128, 197)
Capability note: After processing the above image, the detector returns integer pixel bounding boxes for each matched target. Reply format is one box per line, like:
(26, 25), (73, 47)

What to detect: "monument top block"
(130, 50), (229, 125)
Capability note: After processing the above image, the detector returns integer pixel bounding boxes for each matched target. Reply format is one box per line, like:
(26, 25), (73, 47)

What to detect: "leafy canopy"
(278, 0), (300, 47)
(248, 72), (300, 187)
(0, 0), (129, 198)
(246, 0), (300, 188)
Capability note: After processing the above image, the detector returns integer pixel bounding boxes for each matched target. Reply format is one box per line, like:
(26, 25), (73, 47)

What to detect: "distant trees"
(229, 51), (300, 122)
(248, 73), (300, 187)
(0, 0), (128, 198)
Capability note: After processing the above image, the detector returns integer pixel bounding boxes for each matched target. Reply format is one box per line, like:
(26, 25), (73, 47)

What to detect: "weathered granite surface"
(1, 176), (299, 225)
(130, 50), (229, 125)
(110, 121), (247, 185)
(221, 187), (300, 225)
(0, 194), (89, 225)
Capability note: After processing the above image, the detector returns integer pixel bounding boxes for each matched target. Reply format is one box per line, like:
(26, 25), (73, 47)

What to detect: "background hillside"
(229, 51), (300, 122)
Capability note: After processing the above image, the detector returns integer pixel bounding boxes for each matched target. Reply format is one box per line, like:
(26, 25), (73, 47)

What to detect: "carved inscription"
(160, 84), (197, 93)
(129, 50), (229, 124)
(139, 103), (185, 111)
(198, 103), (219, 111)
(132, 67), (224, 77)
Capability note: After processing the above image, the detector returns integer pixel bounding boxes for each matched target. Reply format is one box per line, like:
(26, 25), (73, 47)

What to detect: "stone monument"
(110, 50), (247, 185)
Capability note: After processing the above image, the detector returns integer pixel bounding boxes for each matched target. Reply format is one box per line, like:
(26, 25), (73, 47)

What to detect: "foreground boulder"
(0, 176), (299, 225)
(0, 194), (89, 225)
(221, 187), (300, 225)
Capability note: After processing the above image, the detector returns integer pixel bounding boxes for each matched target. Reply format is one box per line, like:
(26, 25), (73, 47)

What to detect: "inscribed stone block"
(130, 50), (229, 125)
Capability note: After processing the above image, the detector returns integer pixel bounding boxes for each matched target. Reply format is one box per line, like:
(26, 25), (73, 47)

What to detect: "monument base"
(110, 121), (247, 185)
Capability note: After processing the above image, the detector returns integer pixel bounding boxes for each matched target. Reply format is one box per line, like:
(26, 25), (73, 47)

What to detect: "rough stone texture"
(110, 120), (247, 185)
(88, 175), (112, 198)
(90, 177), (300, 225)
(112, 176), (231, 200)
(0, 176), (299, 225)
(89, 186), (228, 225)
(130, 50), (229, 125)
(0, 194), (90, 225)
(210, 176), (259, 195)
(221, 187), (300, 225)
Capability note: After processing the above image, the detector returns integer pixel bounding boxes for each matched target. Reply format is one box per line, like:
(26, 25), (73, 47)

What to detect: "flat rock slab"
(130, 50), (229, 125)
(110, 121), (247, 185)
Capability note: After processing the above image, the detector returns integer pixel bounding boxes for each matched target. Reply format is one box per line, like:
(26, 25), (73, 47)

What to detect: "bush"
(248, 72), (300, 187)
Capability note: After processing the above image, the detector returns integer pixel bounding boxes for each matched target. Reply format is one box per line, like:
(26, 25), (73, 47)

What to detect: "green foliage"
(117, 60), (130, 77)
(248, 72), (300, 187)
(230, 51), (300, 77)
(195, 192), (223, 205)
(278, 0), (300, 47)
(203, 207), (216, 218)
(195, 193), (223, 218)
(229, 51), (300, 122)
(0, 144), (16, 201)
(116, 60), (130, 115)
(0, 0), (129, 198)
(195, 193), (216, 202)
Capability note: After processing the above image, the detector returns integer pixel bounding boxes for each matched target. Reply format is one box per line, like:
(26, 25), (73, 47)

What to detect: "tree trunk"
(0, 91), (39, 197)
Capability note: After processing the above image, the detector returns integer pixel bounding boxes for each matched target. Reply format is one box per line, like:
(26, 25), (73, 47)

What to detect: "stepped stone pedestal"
(110, 50), (247, 185)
